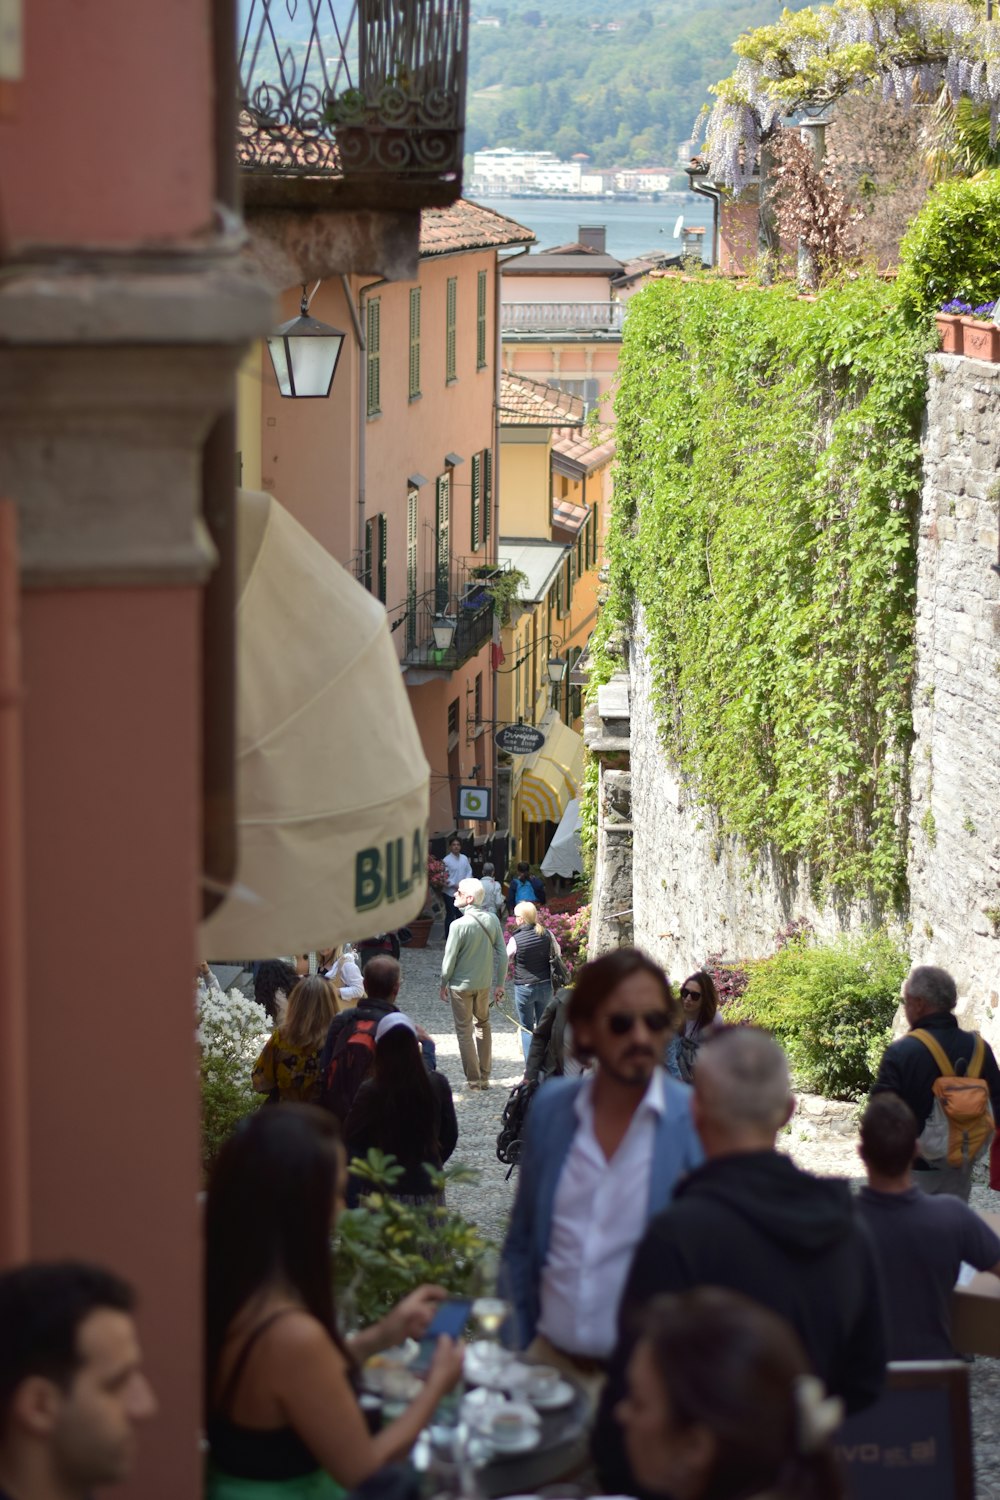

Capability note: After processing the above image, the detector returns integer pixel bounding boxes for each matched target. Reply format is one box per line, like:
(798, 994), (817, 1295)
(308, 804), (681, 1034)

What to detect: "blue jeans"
(514, 981), (553, 1062)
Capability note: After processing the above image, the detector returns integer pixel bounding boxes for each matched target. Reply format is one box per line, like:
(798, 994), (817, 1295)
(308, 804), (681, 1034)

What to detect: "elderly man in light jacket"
(440, 877), (508, 1089)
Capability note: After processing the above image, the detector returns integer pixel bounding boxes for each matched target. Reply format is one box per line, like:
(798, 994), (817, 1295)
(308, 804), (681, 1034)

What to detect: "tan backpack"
(912, 1029), (995, 1167)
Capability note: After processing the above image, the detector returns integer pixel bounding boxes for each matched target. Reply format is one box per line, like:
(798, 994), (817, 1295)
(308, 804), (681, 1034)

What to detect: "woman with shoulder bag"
(506, 901), (561, 1064)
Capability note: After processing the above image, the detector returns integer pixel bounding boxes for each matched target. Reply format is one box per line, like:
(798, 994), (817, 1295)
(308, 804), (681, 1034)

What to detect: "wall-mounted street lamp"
(432, 614), (458, 651)
(266, 287), (346, 399)
(547, 655), (568, 685)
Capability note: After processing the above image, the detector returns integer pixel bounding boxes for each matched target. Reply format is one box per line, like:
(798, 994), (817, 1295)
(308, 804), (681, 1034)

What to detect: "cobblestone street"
(396, 938), (1000, 1496)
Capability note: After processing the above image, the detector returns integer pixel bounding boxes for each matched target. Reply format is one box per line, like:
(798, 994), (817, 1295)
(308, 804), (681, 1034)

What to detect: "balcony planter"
(960, 315), (1000, 363)
(934, 313), (964, 355)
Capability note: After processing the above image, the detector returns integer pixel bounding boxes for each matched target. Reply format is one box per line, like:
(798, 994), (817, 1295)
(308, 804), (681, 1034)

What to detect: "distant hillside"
(467, 0), (812, 169)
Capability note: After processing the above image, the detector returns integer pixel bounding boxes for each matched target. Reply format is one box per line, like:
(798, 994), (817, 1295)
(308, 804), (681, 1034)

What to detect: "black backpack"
(322, 1015), (378, 1121)
(496, 1080), (538, 1179)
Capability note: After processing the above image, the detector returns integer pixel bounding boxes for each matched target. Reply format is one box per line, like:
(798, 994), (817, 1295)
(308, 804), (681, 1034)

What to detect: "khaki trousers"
(448, 986), (492, 1083)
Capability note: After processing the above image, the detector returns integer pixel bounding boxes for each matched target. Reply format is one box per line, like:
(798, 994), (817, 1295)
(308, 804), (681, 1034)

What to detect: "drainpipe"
(686, 166), (720, 269)
(354, 277), (387, 579)
(0, 500), (29, 1265)
(491, 251), (503, 839)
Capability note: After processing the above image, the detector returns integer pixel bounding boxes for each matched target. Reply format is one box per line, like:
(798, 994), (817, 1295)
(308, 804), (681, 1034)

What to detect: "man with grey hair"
(593, 1027), (884, 1493)
(872, 964), (1000, 1199)
(440, 877), (507, 1088)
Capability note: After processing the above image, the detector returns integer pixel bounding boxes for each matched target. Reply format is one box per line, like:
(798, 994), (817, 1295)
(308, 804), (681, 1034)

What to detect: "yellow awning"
(200, 490), (430, 958)
(519, 713), (586, 825)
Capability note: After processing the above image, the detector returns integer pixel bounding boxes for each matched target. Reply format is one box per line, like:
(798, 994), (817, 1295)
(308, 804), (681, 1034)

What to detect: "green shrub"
(728, 931), (907, 1100)
(334, 1151), (487, 1329)
(896, 170), (1000, 318)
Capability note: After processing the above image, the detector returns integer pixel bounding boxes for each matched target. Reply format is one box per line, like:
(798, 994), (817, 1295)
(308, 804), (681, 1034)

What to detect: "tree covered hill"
(467, 1), (811, 168)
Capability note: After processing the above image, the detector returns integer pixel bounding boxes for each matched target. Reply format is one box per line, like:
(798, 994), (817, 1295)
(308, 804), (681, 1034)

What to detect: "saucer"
(528, 1378), (575, 1411)
(486, 1425), (542, 1458)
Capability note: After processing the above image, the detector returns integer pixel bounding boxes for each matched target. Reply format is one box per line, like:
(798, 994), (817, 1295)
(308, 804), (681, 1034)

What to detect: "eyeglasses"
(680, 986), (701, 1000)
(605, 1011), (672, 1036)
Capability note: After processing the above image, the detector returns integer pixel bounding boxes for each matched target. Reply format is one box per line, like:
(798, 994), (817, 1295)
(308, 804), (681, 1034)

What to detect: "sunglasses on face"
(680, 986), (701, 1000)
(605, 1010), (672, 1036)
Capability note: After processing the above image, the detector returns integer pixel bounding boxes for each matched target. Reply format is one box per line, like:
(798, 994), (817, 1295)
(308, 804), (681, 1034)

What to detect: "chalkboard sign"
(836, 1362), (972, 1500)
(494, 723), (546, 755)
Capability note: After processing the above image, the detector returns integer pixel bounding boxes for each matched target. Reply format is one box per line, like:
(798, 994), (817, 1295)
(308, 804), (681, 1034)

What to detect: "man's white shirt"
(536, 1069), (665, 1359)
(442, 850), (472, 896)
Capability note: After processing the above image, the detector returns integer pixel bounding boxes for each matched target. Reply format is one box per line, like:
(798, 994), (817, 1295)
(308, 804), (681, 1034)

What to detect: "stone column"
(584, 671), (633, 957)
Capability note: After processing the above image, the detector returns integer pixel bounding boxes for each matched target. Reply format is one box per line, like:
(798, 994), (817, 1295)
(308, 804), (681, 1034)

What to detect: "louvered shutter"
(409, 288), (421, 400)
(435, 474), (450, 611)
(366, 298), (381, 417)
(446, 277), (457, 384)
(471, 452), (481, 552)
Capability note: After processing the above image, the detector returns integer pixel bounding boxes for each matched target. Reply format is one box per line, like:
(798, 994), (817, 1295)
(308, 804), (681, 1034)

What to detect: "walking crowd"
(4, 864), (1000, 1500)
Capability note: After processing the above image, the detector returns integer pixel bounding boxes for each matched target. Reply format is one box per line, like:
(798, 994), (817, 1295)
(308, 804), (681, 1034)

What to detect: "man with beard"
(500, 949), (703, 1388)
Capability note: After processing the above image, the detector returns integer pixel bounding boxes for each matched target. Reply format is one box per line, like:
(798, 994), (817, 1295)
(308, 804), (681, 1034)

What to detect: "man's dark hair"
(567, 947), (677, 1050)
(860, 1092), (919, 1177)
(0, 1262), (134, 1428)
(905, 965), (957, 1013)
(363, 955), (401, 1002)
(516, 862), (530, 876)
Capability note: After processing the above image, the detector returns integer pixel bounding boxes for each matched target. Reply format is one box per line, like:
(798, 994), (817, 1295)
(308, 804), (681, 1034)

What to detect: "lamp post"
(266, 287), (346, 399)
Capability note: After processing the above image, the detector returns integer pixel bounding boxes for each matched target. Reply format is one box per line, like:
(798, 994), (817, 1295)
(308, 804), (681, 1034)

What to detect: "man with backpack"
(506, 862), (546, 918)
(872, 964), (1000, 1200)
(319, 956), (413, 1121)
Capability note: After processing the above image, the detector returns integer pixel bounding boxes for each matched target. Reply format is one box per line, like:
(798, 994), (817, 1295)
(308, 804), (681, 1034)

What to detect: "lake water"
(470, 193), (712, 264)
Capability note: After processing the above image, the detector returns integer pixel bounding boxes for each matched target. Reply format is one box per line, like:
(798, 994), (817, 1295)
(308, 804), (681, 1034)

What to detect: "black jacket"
(592, 1151), (886, 1494)
(872, 1010), (1000, 1148)
(345, 1070), (458, 1204)
(524, 989), (570, 1083)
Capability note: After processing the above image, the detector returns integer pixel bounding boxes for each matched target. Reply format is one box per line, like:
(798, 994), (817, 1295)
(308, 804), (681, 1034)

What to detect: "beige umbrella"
(200, 489), (430, 958)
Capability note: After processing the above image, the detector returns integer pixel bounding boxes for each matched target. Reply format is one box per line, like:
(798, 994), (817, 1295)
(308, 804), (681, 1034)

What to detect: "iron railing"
(500, 301), (625, 334)
(238, 0), (469, 181)
(398, 557), (505, 672)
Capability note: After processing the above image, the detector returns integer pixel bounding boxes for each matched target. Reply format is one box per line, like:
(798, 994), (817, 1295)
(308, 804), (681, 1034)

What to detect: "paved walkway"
(396, 936), (1000, 1496)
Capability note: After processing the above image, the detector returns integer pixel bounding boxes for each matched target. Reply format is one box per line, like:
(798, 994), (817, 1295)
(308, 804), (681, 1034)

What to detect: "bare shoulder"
(261, 1309), (343, 1363)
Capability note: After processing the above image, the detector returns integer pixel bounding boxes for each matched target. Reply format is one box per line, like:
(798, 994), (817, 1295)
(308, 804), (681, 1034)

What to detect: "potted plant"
(959, 301), (1000, 363)
(405, 855), (447, 948)
(935, 299), (970, 355)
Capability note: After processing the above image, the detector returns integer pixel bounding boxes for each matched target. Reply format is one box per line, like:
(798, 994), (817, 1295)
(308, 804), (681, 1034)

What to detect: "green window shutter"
(406, 489), (418, 650)
(446, 277), (457, 384)
(363, 517), (374, 592)
(483, 447), (492, 543)
(470, 452), (481, 552)
(590, 501), (599, 567)
(477, 269), (488, 370)
(409, 288), (421, 400)
(366, 298), (381, 417)
(435, 474), (450, 611)
(378, 514), (388, 604)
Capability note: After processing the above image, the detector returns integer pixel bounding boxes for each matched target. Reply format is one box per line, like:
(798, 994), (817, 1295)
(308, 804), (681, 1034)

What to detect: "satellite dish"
(672, 214), (685, 239)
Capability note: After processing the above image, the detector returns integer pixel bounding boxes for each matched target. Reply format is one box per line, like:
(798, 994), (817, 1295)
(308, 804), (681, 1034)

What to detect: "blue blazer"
(499, 1072), (704, 1348)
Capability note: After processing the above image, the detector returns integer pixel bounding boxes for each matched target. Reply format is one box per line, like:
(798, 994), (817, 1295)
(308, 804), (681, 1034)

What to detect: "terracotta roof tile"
(420, 201), (535, 256)
(552, 497), (590, 533)
(551, 424), (616, 472)
(499, 374), (585, 427)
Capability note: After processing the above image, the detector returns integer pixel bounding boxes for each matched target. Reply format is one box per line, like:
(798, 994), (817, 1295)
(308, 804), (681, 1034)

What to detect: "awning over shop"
(200, 489), (430, 960)
(519, 713), (586, 825)
(541, 798), (583, 878)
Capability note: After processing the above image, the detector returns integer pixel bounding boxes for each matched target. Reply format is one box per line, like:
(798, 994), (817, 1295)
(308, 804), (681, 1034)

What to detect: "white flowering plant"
(196, 981), (271, 1173)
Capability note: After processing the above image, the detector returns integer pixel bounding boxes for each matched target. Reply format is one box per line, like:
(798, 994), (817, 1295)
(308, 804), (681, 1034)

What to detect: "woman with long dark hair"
(615, 1288), (845, 1500)
(345, 1014), (457, 1204)
(205, 1106), (463, 1500)
(667, 970), (720, 1083)
(253, 959), (301, 1023)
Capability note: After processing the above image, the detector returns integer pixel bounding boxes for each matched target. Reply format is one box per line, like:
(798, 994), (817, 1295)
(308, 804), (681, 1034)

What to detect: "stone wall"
(627, 353), (1000, 1033)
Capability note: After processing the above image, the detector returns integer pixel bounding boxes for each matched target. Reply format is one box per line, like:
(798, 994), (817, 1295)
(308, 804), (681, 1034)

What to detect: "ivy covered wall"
(594, 272), (931, 910)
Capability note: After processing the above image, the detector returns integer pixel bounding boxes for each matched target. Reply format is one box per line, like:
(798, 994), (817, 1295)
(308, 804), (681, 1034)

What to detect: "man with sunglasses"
(592, 1026), (885, 1494)
(500, 948), (703, 1387)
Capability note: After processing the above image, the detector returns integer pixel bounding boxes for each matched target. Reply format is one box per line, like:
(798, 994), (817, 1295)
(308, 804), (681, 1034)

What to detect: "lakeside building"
(472, 148), (675, 198)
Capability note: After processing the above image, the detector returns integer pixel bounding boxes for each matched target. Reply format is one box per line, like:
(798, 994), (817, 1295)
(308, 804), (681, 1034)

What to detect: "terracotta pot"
(405, 916), (434, 948)
(935, 313), (964, 355)
(959, 317), (1000, 363)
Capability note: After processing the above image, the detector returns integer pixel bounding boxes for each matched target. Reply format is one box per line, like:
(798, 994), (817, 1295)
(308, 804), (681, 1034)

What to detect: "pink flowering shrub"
(427, 855), (448, 892)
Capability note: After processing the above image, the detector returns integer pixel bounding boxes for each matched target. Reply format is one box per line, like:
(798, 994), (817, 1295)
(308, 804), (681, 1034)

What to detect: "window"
(474, 672), (483, 728)
(446, 276), (458, 384)
(408, 287), (421, 400)
(470, 452), (482, 552)
(589, 502), (599, 567)
(366, 297), (381, 417)
(435, 473), (450, 611)
(406, 488), (418, 651)
(553, 376), (599, 414)
(477, 269), (488, 370)
(447, 698), (459, 742)
(364, 515), (387, 603)
(576, 527), (585, 580)
(483, 447), (493, 543)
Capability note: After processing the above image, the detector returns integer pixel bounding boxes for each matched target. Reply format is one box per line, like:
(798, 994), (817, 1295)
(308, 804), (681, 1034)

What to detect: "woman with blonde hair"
(253, 975), (340, 1104)
(506, 901), (560, 1063)
(318, 945), (365, 1008)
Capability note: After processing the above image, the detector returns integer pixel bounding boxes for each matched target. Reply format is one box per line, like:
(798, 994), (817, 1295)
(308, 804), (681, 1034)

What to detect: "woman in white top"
(318, 945), (365, 1007)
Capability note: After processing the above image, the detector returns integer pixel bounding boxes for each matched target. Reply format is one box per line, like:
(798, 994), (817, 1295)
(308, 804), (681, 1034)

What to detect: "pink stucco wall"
(0, 0), (214, 249)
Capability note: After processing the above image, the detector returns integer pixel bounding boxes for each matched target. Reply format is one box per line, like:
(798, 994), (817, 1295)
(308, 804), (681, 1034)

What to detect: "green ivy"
(592, 271), (930, 906)
(895, 169), (1000, 318)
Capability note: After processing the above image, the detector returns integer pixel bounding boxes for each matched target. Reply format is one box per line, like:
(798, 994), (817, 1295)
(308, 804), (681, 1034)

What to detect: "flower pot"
(405, 917), (434, 948)
(935, 314), (964, 355)
(959, 317), (1000, 363)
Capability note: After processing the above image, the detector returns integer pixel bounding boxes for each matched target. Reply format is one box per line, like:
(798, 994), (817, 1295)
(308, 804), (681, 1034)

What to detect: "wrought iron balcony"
(395, 556), (504, 674)
(500, 301), (625, 335)
(238, 0), (469, 202)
